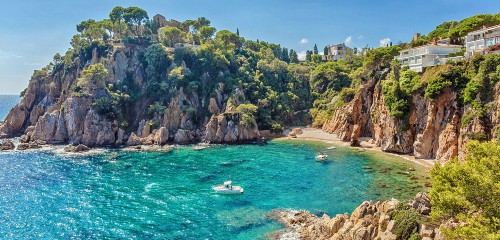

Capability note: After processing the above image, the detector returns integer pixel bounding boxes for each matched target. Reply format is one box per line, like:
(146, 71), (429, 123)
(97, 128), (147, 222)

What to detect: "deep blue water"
(0, 95), (20, 120)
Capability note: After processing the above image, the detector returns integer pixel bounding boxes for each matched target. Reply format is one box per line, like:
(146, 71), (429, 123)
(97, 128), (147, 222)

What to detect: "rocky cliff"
(0, 44), (262, 147)
(322, 73), (500, 162)
(271, 193), (447, 240)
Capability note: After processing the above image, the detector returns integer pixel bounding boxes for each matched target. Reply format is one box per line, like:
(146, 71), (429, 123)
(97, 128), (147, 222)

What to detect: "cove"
(0, 140), (428, 239)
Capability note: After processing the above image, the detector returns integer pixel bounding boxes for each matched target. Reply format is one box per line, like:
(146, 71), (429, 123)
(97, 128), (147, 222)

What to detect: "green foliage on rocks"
(389, 204), (421, 240)
(236, 103), (258, 126)
(75, 63), (109, 96)
(430, 141), (500, 240)
(448, 13), (500, 39)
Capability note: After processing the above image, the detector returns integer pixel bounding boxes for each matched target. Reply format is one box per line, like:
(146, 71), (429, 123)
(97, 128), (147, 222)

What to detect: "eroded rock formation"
(0, 44), (262, 147)
(270, 192), (445, 240)
(322, 76), (500, 162)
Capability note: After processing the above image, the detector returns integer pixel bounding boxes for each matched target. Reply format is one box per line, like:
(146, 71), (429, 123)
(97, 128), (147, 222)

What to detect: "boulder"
(174, 129), (194, 144)
(290, 128), (304, 135)
(19, 133), (31, 143)
(115, 128), (127, 146)
(17, 142), (41, 150)
(156, 127), (169, 145)
(409, 192), (431, 215)
(17, 143), (29, 151)
(0, 140), (15, 151)
(64, 144), (91, 153)
(126, 133), (143, 146)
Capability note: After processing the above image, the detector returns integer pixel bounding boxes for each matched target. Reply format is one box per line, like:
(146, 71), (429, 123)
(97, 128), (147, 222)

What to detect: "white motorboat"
(213, 180), (244, 194)
(327, 146), (336, 150)
(315, 154), (328, 161)
(193, 145), (209, 151)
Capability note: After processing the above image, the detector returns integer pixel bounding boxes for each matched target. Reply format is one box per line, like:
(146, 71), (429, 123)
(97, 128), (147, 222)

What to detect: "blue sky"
(0, 0), (499, 94)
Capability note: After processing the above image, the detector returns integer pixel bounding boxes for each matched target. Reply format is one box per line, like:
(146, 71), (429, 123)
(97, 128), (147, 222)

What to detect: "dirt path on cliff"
(282, 127), (436, 169)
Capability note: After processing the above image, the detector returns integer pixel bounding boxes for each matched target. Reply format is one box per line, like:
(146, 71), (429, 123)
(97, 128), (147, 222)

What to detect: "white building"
(323, 43), (351, 61)
(465, 25), (500, 58)
(395, 44), (463, 73)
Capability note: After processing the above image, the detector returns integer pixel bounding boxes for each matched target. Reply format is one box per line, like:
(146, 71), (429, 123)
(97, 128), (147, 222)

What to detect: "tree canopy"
(430, 140), (500, 240)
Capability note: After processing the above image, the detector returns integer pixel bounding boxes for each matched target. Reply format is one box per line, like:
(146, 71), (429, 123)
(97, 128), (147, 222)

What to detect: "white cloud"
(344, 36), (353, 46)
(297, 51), (307, 61)
(299, 38), (309, 44)
(379, 38), (391, 47)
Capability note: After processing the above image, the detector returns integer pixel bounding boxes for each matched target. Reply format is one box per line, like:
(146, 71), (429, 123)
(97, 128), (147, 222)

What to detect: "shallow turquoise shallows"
(0, 142), (429, 239)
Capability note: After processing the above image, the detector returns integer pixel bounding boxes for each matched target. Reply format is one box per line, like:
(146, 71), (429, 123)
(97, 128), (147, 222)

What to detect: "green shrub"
(382, 65), (412, 119)
(93, 97), (116, 119)
(338, 87), (356, 103)
(408, 232), (421, 240)
(236, 103), (258, 126)
(430, 141), (500, 239)
(448, 49), (465, 57)
(424, 76), (452, 99)
(390, 207), (420, 239)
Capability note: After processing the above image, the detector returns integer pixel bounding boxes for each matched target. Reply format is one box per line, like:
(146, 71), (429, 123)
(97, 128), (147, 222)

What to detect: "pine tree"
(306, 50), (312, 62)
(282, 47), (290, 63)
(236, 28), (240, 36)
(323, 46), (329, 56)
(313, 44), (318, 54)
(289, 49), (299, 63)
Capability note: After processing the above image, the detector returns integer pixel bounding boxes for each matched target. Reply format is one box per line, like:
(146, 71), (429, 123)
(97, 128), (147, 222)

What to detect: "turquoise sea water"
(0, 95), (19, 120)
(0, 96), (429, 239)
(0, 143), (429, 239)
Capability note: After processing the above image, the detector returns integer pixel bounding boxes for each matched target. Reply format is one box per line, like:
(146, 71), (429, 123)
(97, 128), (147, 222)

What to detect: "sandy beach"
(283, 127), (436, 169)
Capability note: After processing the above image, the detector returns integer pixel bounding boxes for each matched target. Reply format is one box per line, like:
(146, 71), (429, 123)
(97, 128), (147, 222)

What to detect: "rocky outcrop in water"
(64, 144), (91, 153)
(270, 192), (445, 240)
(0, 140), (15, 151)
(0, 43), (262, 147)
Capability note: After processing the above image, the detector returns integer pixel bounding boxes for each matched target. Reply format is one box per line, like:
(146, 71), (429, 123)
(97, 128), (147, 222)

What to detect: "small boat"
(213, 180), (244, 194)
(193, 145), (208, 151)
(327, 146), (336, 150)
(315, 154), (328, 161)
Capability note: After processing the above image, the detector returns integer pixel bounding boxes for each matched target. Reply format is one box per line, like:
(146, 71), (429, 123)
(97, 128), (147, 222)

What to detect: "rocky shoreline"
(268, 192), (446, 240)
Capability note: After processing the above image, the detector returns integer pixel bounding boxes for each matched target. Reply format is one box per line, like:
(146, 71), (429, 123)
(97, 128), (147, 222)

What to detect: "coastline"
(279, 127), (436, 169)
(2, 127), (436, 169)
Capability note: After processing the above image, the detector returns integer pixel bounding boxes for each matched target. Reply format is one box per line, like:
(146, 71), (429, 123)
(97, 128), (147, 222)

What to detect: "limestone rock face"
(320, 73), (485, 161)
(32, 111), (61, 143)
(155, 127), (169, 145)
(174, 129), (195, 144)
(203, 113), (260, 144)
(0, 105), (28, 136)
(115, 128), (127, 146)
(323, 79), (415, 154)
(81, 110), (116, 147)
(413, 89), (459, 160)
